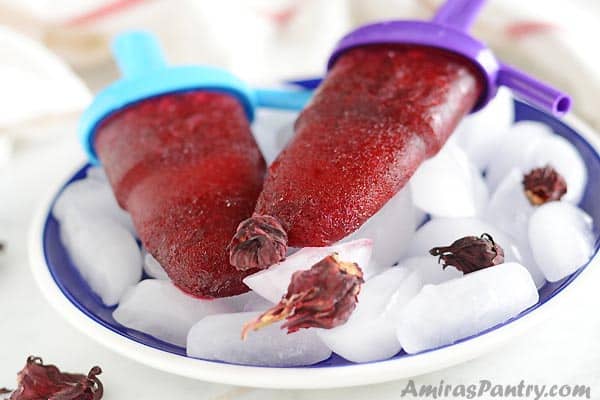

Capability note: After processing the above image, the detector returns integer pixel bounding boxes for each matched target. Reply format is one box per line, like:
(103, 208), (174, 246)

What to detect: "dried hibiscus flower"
(242, 253), (364, 338)
(522, 165), (567, 206)
(3, 356), (103, 400)
(429, 233), (504, 274)
(229, 214), (288, 271)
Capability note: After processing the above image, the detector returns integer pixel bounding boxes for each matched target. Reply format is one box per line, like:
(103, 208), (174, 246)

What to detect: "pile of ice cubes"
(53, 89), (595, 366)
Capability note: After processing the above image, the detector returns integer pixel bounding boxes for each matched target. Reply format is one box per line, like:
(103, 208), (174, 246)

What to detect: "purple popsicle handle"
(432, 0), (487, 31)
(328, 0), (572, 116)
(498, 64), (571, 117)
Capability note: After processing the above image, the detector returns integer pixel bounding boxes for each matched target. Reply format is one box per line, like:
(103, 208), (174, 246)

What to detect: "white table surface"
(1, 120), (600, 399)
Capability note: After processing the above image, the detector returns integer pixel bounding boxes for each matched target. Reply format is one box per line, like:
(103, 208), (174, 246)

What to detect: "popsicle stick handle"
(254, 88), (313, 111)
(112, 31), (167, 78)
(498, 64), (571, 117)
(432, 0), (487, 31)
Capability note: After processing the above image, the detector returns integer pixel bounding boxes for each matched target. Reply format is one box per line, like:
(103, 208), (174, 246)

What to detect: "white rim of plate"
(28, 112), (600, 389)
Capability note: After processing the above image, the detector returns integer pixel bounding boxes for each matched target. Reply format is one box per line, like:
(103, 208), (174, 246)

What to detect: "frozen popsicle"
(229, 0), (571, 271)
(95, 91), (265, 298)
(79, 32), (305, 298)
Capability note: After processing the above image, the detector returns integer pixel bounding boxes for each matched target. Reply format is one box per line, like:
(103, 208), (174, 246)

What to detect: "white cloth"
(0, 0), (598, 125)
(0, 26), (90, 129)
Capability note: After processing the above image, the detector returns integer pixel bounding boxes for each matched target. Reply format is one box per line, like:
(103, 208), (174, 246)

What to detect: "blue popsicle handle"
(111, 31), (312, 112)
(253, 88), (313, 111)
(112, 31), (167, 78)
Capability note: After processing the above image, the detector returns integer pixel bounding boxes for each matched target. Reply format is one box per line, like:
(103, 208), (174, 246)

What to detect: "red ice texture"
(256, 45), (483, 247)
(95, 92), (266, 298)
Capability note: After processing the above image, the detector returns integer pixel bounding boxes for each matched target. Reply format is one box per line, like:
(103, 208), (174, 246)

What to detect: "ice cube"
(384, 269), (425, 321)
(485, 169), (533, 244)
(487, 131), (587, 205)
(85, 166), (108, 182)
(398, 256), (462, 285)
(187, 312), (331, 367)
(454, 87), (514, 170)
(58, 208), (142, 306)
(513, 245), (547, 289)
(342, 187), (417, 270)
(484, 170), (547, 288)
(410, 140), (488, 218)
(251, 108), (298, 165)
(113, 280), (262, 346)
(53, 176), (136, 235)
(396, 262), (539, 354)
(528, 202), (595, 282)
(317, 267), (422, 362)
(219, 290), (275, 313)
(141, 249), (170, 280)
(407, 216), (547, 287)
(406, 217), (521, 263)
(244, 239), (373, 303)
(485, 121), (553, 190)
(527, 135), (587, 204)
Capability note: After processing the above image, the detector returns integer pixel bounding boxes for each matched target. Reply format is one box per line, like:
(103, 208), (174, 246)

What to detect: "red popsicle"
(95, 91), (266, 298)
(229, 45), (483, 271)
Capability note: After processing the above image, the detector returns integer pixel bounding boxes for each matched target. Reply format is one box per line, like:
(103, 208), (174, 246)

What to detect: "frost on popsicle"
(242, 253), (364, 339)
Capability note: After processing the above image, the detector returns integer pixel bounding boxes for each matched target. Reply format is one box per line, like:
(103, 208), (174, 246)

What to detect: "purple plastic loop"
(498, 64), (571, 116)
(327, 0), (571, 116)
(432, 0), (486, 31)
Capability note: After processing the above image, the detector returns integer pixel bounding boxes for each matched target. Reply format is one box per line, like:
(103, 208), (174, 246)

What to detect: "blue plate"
(33, 100), (600, 387)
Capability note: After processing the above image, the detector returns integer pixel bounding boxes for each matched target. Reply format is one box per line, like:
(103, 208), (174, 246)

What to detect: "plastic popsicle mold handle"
(254, 88), (313, 111)
(497, 63), (572, 116)
(112, 31), (167, 77)
(432, 0), (486, 30)
(79, 31), (312, 164)
(328, 0), (571, 117)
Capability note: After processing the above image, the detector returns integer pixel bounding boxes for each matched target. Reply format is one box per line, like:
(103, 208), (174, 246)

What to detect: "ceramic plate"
(29, 101), (600, 389)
